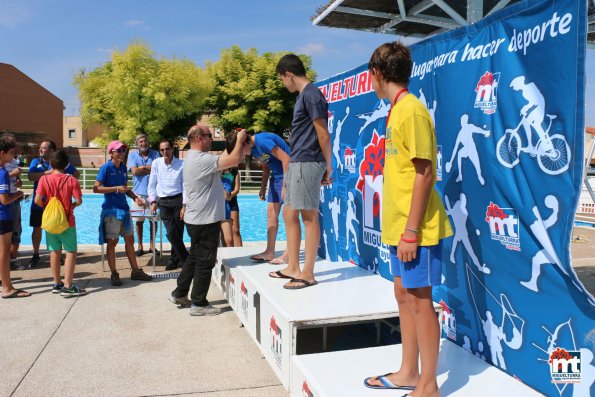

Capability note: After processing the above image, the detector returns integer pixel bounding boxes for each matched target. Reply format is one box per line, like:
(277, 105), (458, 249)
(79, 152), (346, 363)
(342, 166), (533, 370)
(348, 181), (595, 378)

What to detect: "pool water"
(19, 194), (295, 245)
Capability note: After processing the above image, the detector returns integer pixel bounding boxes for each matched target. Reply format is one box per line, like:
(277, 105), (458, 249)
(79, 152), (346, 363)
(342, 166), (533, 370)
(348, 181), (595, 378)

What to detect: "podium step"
(290, 339), (542, 397)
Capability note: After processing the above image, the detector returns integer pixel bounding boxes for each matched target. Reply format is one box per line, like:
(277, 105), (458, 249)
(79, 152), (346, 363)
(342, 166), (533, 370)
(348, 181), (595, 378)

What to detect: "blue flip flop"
(363, 373), (415, 390)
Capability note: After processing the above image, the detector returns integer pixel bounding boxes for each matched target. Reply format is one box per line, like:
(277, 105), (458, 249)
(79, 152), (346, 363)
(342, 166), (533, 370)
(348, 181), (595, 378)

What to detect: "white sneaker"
(189, 304), (222, 316)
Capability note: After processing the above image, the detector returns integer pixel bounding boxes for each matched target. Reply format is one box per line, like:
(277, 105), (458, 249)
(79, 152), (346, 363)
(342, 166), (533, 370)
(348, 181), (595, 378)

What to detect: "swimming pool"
(18, 194), (295, 245)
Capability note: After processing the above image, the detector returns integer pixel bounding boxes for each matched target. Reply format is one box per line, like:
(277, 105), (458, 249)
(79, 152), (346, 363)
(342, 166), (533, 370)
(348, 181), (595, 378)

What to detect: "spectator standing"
(94, 140), (152, 286)
(169, 125), (245, 316)
(219, 168), (235, 247)
(147, 139), (188, 270)
(127, 134), (159, 257)
(34, 150), (86, 297)
(272, 54), (332, 289)
(1, 133), (24, 270)
(27, 140), (79, 269)
(0, 135), (29, 298)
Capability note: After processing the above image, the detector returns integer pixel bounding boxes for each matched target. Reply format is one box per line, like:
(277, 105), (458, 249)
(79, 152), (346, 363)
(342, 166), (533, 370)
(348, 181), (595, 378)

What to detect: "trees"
(202, 46), (316, 134)
(74, 42), (211, 145)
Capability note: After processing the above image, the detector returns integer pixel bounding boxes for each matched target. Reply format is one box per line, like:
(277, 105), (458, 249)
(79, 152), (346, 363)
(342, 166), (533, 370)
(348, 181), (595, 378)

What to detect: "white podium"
(290, 339), (543, 397)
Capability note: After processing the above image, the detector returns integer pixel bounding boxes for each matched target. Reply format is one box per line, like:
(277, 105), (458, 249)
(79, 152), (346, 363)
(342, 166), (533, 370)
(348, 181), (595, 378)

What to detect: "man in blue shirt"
(240, 132), (290, 265)
(94, 140), (152, 286)
(27, 140), (79, 269)
(127, 134), (159, 257)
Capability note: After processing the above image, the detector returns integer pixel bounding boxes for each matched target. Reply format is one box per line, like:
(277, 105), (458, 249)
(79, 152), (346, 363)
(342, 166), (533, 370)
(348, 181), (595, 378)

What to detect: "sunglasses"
(112, 147), (127, 154)
(201, 134), (213, 139)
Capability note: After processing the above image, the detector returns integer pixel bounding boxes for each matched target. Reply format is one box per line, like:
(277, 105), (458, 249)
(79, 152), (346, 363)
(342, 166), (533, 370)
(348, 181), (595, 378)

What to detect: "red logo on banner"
(356, 130), (385, 217)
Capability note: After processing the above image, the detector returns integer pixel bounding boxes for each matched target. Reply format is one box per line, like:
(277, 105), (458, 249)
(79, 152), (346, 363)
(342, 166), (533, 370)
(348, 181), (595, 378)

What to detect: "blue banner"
(316, 1), (594, 395)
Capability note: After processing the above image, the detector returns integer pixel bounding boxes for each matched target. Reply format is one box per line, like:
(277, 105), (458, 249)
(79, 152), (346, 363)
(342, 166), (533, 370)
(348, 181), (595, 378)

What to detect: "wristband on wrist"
(400, 233), (418, 244)
(404, 227), (419, 234)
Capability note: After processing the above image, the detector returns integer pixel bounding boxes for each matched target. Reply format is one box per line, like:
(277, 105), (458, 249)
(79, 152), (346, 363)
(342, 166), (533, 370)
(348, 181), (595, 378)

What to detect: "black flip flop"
(269, 270), (293, 279)
(251, 255), (271, 262)
(283, 278), (318, 289)
(2, 289), (31, 299)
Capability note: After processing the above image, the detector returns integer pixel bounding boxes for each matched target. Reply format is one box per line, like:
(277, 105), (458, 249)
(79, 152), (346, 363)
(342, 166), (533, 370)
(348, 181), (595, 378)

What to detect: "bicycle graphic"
(496, 113), (570, 175)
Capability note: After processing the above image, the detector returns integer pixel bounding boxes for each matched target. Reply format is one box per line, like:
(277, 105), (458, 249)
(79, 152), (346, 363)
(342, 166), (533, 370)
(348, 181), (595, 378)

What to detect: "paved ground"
(1, 228), (594, 397)
(1, 245), (286, 397)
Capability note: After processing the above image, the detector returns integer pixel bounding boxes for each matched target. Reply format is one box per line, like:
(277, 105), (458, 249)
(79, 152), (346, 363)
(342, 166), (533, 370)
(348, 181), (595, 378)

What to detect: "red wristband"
(400, 233), (418, 243)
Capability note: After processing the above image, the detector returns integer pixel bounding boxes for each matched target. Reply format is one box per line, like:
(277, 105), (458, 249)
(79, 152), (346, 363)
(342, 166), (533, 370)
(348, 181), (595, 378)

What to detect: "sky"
(1, 0), (594, 126)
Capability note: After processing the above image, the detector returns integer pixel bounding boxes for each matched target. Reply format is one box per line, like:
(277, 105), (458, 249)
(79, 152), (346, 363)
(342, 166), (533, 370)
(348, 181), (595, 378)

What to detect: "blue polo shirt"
(251, 132), (290, 176)
(96, 160), (129, 210)
(127, 149), (159, 196)
(29, 157), (77, 211)
(0, 167), (11, 220)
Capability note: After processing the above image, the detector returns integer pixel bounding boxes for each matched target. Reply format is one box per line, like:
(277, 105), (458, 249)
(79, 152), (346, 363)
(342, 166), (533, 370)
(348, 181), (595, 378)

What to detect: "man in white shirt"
(148, 139), (187, 270)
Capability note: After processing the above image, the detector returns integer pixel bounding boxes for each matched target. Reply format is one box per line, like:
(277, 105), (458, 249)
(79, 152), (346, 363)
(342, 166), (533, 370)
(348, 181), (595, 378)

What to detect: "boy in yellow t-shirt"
(363, 42), (452, 397)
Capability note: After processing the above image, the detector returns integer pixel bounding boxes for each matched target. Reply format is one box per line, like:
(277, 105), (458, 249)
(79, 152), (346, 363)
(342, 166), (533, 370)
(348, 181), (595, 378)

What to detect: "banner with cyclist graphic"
(316, 0), (593, 396)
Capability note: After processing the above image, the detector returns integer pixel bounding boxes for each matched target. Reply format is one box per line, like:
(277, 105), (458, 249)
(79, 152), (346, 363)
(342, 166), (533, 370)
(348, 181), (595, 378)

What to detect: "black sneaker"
(51, 283), (64, 294)
(61, 285), (87, 298)
(110, 271), (122, 286)
(29, 254), (40, 268)
(165, 262), (178, 271)
(131, 268), (152, 281)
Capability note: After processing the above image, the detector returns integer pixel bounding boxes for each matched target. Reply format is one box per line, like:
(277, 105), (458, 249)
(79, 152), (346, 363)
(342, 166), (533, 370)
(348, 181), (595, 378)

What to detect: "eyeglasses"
(201, 134), (213, 139)
(159, 147), (172, 152)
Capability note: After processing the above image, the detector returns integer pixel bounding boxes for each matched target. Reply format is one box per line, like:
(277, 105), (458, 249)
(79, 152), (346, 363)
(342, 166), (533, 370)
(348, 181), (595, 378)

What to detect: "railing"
(238, 169), (264, 191)
(18, 168), (264, 192)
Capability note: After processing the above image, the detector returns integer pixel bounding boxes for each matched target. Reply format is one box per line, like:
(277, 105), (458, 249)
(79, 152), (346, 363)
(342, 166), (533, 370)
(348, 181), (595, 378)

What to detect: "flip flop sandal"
(269, 270), (293, 279)
(283, 278), (318, 289)
(251, 255), (271, 262)
(269, 257), (286, 265)
(2, 289), (31, 299)
(363, 373), (415, 390)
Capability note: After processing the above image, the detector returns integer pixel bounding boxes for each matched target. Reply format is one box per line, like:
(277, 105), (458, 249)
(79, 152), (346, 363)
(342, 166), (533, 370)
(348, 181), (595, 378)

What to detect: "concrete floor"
(1, 227), (594, 397)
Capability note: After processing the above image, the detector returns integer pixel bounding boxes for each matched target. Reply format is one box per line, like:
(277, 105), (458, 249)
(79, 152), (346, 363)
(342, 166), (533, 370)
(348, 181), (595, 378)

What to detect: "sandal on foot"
(251, 254), (272, 262)
(283, 278), (318, 289)
(269, 270), (293, 279)
(363, 373), (415, 390)
(2, 289), (31, 299)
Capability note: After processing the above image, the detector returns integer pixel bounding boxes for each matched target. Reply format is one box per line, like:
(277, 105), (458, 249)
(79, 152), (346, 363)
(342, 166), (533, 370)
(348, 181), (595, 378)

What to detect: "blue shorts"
(268, 175), (284, 204)
(389, 241), (443, 288)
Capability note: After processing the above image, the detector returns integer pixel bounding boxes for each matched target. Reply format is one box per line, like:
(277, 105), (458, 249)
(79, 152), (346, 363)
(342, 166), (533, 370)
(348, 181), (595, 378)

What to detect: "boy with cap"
(93, 140), (152, 286)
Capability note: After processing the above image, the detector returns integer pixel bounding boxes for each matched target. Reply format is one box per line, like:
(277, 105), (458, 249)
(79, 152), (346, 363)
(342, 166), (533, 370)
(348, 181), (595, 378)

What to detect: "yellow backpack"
(41, 176), (70, 234)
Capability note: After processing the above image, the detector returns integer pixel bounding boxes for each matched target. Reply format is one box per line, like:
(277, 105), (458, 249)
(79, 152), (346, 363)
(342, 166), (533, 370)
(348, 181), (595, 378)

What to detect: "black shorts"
(229, 196), (239, 212)
(0, 219), (12, 235)
(30, 207), (43, 228)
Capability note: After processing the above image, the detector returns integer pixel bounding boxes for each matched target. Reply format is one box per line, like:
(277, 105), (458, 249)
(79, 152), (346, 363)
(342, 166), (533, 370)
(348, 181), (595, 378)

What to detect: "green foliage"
(202, 45), (316, 134)
(74, 41), (212, 145)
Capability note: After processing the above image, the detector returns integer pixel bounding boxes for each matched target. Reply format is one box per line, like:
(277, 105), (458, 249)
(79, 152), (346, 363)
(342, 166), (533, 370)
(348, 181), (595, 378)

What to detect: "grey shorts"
(284, 162), (325, 210)
(103, 216), (133, 241)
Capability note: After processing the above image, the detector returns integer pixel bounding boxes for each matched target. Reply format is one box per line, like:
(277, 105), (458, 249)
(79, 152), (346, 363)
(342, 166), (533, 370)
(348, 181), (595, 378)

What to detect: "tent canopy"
(312, 0), (595, 46)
